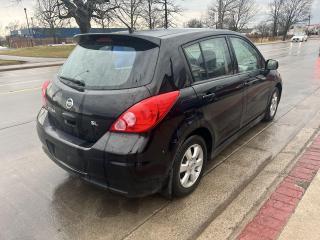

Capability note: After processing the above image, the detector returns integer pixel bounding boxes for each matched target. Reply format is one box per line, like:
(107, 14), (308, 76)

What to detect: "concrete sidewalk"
(0, 61), (64, 72)
(0, 55), (65, 72)
(0, 54), (66, 63)
(237, 133), (320, 240)
(278, 171), (320, 240)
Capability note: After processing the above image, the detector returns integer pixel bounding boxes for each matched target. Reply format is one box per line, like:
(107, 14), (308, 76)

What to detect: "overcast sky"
(0, 0), (319, 34)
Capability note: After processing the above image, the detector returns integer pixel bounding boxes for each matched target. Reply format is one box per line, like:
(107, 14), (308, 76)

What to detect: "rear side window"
(184, 43), (206, 82)
(184, 37), (232, 82)
(230, 37), (263, 73)
(58, 36), (159, 90)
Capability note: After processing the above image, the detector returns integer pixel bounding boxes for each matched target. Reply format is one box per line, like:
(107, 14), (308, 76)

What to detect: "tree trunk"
(53, 29), (58, 44)
(76, 17), (91, 33)
(148, 0), (152, 29)
(217, 0), (223, 29)
(282, 24), (290, 41)
(130, 0), (134, 32)
(164, 0), (168, 29)
(272, 19), (277, 37)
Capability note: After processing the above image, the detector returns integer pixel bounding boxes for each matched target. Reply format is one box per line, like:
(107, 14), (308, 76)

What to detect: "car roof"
(129, 28), (233, 39)
(75, 28), (242, 46)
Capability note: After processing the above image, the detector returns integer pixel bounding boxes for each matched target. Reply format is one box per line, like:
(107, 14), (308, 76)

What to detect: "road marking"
(0, 120), (35, 132)
(261, 47), (292, 53)
(0, 79), (42, 87)
(0, 87), (40, 95)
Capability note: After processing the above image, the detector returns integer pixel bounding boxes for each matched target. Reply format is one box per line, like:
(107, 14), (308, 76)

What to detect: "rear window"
(58, 35), (159, 90)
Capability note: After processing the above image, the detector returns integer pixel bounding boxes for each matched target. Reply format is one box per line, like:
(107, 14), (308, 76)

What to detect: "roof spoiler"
(74, 33), (161, 46)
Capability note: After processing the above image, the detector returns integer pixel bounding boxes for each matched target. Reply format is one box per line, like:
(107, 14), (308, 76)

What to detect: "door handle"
(202, 92), (216, 100)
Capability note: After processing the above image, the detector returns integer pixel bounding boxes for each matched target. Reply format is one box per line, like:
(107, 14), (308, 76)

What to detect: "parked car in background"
(37, 29), (282, 198)
(291, 33), (308, 42)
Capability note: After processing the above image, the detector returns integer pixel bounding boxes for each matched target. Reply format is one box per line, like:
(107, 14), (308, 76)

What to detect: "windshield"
(58, 35), (159, 90)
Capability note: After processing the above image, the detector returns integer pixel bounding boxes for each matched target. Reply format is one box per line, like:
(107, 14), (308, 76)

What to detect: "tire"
(172, 135), (207, 197)
(263, 88), (280, 122)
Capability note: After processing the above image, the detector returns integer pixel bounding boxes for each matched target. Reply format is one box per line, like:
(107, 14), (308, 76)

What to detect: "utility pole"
(308, 14), (311, 26)
(307, 14), (311, 36)
(24, 8), (33, 47)
(164, 0), (168, 29)
(30, 17), (35, 38)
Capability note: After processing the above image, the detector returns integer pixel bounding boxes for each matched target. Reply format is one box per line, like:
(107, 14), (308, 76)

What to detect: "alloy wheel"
(270, 91), (279, 117)
(179, 144), (204, 188)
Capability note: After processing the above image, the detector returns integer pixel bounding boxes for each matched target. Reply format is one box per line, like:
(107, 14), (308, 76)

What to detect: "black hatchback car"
(37, 29), (282, 198)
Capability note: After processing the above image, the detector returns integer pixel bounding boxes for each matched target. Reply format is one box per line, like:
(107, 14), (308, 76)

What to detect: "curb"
(256, 41), (290, 46)
(237, 134), (320, 240)
(0, 61), (64, 72)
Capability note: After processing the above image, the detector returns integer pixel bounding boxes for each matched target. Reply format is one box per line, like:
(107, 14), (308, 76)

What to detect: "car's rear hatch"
(45, 34), (160, 144)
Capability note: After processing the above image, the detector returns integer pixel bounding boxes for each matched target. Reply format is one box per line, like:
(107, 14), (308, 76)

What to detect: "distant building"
(10, 27), (128, 39)
(307, 24), (320, 35)
(288, 23), (320, 36)
(7, 27), (128, 48)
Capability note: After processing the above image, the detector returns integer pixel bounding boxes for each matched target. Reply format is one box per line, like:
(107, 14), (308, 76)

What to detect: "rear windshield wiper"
(58, 76), (86, 87)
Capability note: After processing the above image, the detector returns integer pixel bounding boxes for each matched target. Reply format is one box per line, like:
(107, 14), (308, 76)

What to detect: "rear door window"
(58, 36), (159, 90)
(200, 38), (232, 78)
(184, 37), (233, 82)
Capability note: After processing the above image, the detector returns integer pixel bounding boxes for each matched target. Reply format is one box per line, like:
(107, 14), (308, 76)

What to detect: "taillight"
(41, 80), (51, 107)
(110, 91), (180, 133)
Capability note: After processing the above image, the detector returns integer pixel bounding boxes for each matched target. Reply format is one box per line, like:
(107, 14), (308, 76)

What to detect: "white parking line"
(0, 87), (40, 95)
(0, 79), (42, 87)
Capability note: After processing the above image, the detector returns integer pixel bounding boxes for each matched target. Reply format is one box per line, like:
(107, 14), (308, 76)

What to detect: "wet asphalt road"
(1, 40), (320, 240)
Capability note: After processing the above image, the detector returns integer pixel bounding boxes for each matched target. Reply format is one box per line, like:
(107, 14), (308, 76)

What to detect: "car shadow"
(50, 174), (168, 239)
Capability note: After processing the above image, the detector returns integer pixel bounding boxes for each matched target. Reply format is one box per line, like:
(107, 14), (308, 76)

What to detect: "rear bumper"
(292, 38), (304, 42)
(37, 108), (170, 197)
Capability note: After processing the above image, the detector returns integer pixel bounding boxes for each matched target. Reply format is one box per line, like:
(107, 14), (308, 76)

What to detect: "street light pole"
(24, 8), (33, 46)
(30, 17), (36, 40)
(24, 8), (32, 36)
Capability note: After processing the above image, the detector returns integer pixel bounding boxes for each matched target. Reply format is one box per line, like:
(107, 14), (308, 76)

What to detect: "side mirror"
(266, 59), (279, 70)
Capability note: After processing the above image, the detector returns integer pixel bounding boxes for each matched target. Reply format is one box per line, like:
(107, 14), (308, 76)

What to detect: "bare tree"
(142, 0), (182, 29)
(112, 0), (144, 33)
(141, 0), (162, 29)
(280, 0), (312, 40)
(0, 24), (4, 37)
(268, 0), (284, 37)
(186, 18), (204, 28)
(34, 0), (66, 43)
(207, 0), (237, 29)
(94, 1), (116, 29)
(5, 21), (23, 33)
(56, 0), (117, 33)
(256, 21), (271, 39)
(227, 0), (256, 31)
(159, 0), (182, 29)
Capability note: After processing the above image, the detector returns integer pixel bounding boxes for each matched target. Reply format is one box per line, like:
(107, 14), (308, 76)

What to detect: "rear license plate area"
(46, 140), (86, 172)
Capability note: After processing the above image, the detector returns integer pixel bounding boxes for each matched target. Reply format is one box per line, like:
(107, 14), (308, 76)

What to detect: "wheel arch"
(276, 82), (282, 99)
(185, 127), (214, 159)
